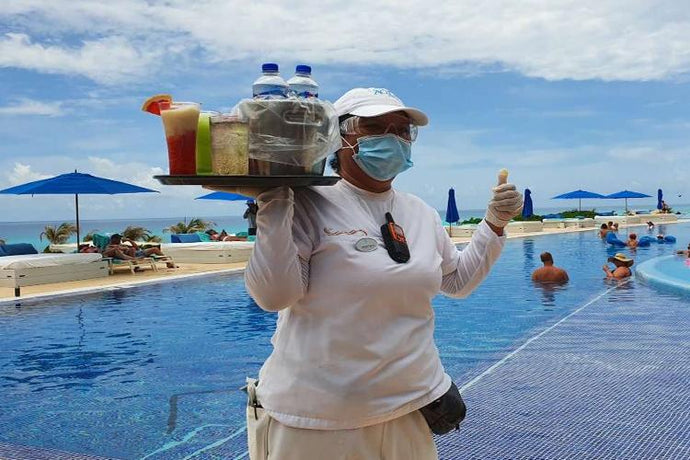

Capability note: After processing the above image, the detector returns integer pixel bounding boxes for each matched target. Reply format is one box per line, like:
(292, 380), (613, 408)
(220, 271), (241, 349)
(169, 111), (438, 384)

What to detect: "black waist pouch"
(419, 381), (467, 435)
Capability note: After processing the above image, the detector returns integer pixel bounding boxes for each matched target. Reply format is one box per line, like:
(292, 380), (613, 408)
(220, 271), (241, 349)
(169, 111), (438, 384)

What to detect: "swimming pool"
(636, 254), (690, 296)
(1, 223), (688, 459)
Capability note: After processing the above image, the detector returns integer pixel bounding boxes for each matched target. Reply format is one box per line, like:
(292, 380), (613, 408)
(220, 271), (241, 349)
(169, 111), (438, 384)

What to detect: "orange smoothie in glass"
(160, 102), (201, 175)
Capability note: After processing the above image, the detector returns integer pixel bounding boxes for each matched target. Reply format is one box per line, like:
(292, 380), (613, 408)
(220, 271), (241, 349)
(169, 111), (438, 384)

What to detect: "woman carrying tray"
(213, 87), (523, 459)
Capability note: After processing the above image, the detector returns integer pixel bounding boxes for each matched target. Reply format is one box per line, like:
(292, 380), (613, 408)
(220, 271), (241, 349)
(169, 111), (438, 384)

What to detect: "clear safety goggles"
(339, 114), (418, 142)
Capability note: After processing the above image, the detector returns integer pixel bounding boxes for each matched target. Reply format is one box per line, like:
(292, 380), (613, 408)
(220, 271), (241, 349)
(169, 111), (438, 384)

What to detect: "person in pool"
(599, 223), (610, 238)
(603, 253), (634, 279)
(531, 251), (569, 284)
(627, 233), (638, 249)
(676, 244), (690, 257)
(208, 87), (524, 459)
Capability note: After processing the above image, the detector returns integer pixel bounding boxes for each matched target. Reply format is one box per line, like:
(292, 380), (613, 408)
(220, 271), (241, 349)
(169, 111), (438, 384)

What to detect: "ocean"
(0, 216), (248, 252)
(2, 205), (688, 252)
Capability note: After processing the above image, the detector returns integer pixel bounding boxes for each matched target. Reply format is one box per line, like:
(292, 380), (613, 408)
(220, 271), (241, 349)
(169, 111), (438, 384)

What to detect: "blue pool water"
(636, 254), (690, 296)
(0, 223), (689, 459)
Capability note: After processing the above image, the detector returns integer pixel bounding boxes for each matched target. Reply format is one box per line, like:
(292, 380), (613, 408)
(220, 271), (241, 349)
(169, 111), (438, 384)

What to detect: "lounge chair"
(542, 218), (566, 229)
(446, 224), (477, 238)
(161, 241), (254, 264)
(506, 221), (543, 233)
(91, 233), (157, 274)
(148, 254), (177, 271)
(0, 243), (108, 296)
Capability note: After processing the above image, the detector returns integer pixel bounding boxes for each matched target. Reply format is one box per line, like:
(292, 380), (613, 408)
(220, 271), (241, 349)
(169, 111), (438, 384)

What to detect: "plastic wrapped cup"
(237, 99), (336, 175)
(210, 115), (249, 175)
(160, 102), (201, 175)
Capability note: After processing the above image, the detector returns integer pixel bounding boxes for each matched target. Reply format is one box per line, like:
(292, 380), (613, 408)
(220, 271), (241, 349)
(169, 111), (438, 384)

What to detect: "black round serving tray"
(154, 175), (340, 187)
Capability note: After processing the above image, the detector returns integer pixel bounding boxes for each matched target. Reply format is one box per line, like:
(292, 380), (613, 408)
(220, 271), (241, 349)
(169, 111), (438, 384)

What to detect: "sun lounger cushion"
(0, 243), (39, 257)
(171, 233), (202, 243)
(161, 241), (253, 264)
(92, 233), (111, 252)
(0, 253), (102, 270)
(196, 232), (212, 242)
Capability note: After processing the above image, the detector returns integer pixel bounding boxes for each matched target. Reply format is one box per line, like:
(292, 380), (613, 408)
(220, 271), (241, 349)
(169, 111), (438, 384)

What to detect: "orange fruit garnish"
(141, 94), (172, 115)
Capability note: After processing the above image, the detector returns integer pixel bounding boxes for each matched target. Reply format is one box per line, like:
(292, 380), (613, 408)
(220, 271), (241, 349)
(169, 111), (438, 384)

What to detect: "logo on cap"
(370, 88), (401, 100)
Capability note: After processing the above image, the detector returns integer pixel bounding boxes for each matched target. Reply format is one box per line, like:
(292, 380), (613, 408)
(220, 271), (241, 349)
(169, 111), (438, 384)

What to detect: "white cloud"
(84, 156), (195, 199)
(0, 98), (64, 116)
(1, 1), (689, 84)
(5, 162), (52, 185)
(0, 33), (161, 84)
(399, 126), (690, 211)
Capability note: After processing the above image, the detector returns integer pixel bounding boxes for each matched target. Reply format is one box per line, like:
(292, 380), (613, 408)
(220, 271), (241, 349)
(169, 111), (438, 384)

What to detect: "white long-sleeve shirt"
(246, 180), (505, 430)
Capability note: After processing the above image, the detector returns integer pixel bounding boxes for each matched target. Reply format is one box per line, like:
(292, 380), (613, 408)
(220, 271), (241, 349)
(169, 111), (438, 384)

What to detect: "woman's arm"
(437, 216), (506, 298)
(244, 187), (314, 312)
(603, 265), (614, 278)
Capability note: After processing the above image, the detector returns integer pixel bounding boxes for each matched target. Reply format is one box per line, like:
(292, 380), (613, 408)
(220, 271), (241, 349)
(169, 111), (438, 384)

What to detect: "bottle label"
(255, 89), (286, 96)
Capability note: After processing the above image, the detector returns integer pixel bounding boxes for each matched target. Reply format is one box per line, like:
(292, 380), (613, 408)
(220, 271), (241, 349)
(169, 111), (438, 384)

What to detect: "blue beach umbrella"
(552, 189), (605, 211)
(196, 191), (252, 202)
(445, 188), (460, 231)
(0, 171), (158, 245)
(522, 188), (533, 218)
(605, 190), (652, 213)
(657, 189), (663, 210)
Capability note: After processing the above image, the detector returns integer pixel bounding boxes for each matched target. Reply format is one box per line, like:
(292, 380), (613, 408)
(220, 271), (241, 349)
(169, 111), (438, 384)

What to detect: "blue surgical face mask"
(343, 134), (413, 181)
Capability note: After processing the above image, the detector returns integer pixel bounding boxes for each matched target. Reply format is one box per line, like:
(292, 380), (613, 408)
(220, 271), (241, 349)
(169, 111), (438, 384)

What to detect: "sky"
(1, 0), (689, 221)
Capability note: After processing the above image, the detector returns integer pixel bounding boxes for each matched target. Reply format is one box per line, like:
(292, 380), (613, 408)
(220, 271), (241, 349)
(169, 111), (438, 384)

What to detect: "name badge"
(355, 237), (378, 252)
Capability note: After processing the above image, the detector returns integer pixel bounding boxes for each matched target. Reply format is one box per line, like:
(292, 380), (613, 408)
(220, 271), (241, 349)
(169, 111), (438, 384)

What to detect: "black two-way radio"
(381, 212), (410, 263)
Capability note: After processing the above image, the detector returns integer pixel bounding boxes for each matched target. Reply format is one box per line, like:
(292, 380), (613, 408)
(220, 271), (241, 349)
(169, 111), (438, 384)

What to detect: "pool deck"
(2, 219), (687, 303)
(0, 262), (246, 303)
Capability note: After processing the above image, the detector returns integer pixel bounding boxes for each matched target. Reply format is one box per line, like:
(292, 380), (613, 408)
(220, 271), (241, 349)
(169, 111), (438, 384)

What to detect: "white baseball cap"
(333, 88), (429, 126)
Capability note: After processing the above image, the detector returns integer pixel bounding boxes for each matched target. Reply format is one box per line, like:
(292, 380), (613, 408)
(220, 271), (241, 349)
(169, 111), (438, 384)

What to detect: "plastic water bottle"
(252, 63), (288, 99)
(287, 65), (319, 98)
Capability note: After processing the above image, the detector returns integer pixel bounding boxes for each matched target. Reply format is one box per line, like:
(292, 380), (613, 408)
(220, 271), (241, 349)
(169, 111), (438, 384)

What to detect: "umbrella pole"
(75, 194), (80, 249)
(625, 198), (628, 214)
(579, 198), (582, 212)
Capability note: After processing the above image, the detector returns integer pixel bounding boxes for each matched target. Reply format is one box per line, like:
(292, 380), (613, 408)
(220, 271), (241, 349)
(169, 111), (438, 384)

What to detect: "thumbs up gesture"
(484, 169), (523, 228)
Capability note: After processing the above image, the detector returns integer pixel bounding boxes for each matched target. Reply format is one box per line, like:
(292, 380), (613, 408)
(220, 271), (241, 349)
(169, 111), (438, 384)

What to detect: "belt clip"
(243, 377), (261, 420)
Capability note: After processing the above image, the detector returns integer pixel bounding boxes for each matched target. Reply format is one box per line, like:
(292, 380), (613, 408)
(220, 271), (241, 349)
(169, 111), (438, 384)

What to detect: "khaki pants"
(247, 406), (438, 460)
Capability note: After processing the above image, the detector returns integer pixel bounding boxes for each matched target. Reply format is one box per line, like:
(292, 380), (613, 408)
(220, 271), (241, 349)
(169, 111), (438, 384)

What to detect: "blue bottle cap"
(296, 65), (312, 74)
(262, 63), (279, 73)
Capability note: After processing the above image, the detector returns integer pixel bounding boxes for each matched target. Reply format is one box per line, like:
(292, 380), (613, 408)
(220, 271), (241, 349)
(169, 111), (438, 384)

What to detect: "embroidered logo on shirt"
(323, 227), (368, 237)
